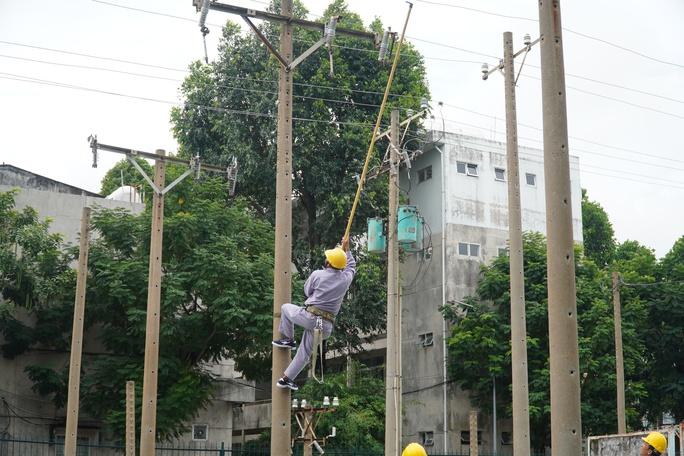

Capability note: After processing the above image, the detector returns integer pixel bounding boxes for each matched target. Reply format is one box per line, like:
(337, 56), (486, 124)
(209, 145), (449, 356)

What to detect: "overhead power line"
(412, 0), (684, 70)
(0, 71), (384, 129)
(85, 1), (684, 107)
(4, 71), (682, 191)
(441, 102), (684, 165)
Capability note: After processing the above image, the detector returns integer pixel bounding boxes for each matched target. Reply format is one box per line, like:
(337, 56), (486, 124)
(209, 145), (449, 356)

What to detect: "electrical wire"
(79, 0), (684, 108)
(620, 279), (684, 288)
(441, 102), (684, 166)
(0, 40), (422, 101)
(0, 72), (389, 129)
(438, 119), (684, 179)
(4, 53), (682, 189)
(517, 73), (684, 121)
(412, 0), (684, 70)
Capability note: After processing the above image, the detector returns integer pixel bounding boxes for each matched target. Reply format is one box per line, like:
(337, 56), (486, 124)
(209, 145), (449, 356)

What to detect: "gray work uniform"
(280, 251), (356, 379)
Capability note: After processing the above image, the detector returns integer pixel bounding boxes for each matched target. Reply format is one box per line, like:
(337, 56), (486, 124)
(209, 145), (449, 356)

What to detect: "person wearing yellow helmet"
(272, 236), (356, 391)
(641, 431), (667, 456)
(402, 442), (427, 456)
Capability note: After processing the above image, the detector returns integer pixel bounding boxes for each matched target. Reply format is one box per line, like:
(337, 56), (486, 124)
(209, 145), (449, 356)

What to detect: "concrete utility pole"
(503, 31), (531, 456)
(271, 0), (295, 451)
(89, 136), (232, 455)
(64, 206), (91, 456)
(612, 272), (626, 434)
(126, 381), (136, 456)
(469, 410), (478, 456)
(538, 1), (582, 454)
(385, 109), (401, 456)
(139, 150), (166, 456)
(191, 3), (377, 454)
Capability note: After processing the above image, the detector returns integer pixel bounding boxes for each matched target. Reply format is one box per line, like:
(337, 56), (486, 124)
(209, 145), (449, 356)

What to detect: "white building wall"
(399, 132), (583, 454)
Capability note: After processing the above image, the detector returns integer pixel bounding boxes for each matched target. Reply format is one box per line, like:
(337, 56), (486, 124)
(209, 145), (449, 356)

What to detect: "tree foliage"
(646, 236), (684, 423)
(0, 172), (278, 439)
(170, 0), (429, 350)
(100, 157), (154, 197)
(443, 232), (653, 450)
(581, 189), (616, 267)
(296, 364), (385, 451)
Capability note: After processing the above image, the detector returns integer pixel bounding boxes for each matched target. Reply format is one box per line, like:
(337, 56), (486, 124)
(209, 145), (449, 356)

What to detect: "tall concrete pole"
(503, 31), (531, 456)
(126, 381), (136, 456)
(538, 1), (582, 454)
(385, 109), (400, 456)
(612, 272), (626, 434)
(64, 206), (91, 456)
(270, 0), (293, 453)
(140, 150), (166, 456)
(469, 410), (478, 456)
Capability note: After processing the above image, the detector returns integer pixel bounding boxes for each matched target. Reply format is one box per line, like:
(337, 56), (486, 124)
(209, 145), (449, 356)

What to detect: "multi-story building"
(398, 132), (582, 454)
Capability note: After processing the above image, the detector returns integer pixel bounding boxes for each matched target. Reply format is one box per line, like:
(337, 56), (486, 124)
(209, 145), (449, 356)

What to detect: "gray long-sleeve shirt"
(303, 251), (356, 316)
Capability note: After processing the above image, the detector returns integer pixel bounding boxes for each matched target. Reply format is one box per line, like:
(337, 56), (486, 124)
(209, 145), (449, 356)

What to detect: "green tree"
(295, 364), (385, 451)
(99, 157), (153, 197)
(581, 189), (616, 267)
(1, 172), (278, 439)
(443, 232), (649, 451)
(0, 189), (76, 362)
(170, 0), (429, 350)
(645, 236), (684, 424)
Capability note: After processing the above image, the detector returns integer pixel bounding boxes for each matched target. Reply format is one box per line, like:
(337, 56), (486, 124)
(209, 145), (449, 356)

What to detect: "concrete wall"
(0, 185), (144, 247)
(588, 429), (678, 456)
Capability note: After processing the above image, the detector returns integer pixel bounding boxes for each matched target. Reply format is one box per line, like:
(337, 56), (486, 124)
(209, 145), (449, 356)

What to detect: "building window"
(192, 424), (209, 441)
(418, 332), (434, 347)
(417, 165), (432, 183)
(456, 161), (479, 177)
(456, 162), (466, 174)
(419, 431), (435, 446)
(525, 173), (536, 186)
(498, 247), (509, 257)
(501, 431), (513, 445)
(494, 168), (505, 181)
(460, 430), (483, 445)
(458, 242), (480, 257)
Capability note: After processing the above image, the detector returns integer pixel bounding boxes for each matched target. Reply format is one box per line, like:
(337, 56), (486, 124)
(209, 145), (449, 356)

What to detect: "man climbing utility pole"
(538, 0), (582, 454)
(191, 2), (378, 454)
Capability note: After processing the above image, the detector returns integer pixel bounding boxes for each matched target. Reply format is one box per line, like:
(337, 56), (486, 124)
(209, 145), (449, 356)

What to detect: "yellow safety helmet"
(401, 442), (427, 456)
(324, 247), (347, 269)
(643, 431), (667, 454)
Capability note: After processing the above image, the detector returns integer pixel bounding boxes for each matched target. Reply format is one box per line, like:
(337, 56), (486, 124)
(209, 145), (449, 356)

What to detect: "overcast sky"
(1, 0), (683, 257)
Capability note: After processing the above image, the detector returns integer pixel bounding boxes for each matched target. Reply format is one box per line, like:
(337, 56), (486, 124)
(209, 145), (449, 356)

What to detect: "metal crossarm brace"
(126, 154), (162, 195)
(375, 107), (428, 141)
(482, 36), (541, 80)
(242, 16), (290, 68)
(289, 36), (326, 71)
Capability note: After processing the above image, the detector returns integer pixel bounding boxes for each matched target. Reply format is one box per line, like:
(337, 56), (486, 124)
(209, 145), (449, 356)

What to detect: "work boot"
(272, 338), (297, 350)
(276, 377), (299, 391)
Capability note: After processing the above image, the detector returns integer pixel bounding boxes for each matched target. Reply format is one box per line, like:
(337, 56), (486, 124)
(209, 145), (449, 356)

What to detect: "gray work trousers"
(279, 303), (333, 380)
